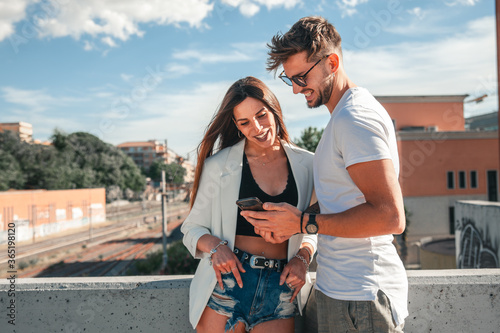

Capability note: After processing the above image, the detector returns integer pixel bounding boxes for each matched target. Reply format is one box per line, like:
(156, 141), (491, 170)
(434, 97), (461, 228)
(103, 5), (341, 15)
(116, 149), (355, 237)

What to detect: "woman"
(181, 76), (316, 333)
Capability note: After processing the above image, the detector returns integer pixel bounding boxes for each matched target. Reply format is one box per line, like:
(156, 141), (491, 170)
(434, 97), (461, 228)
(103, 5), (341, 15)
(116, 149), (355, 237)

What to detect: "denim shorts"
(207, 249), (298, 332)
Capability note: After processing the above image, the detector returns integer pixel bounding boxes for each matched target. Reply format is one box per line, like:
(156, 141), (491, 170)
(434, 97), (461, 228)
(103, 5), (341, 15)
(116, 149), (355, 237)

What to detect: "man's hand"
(254, 228), (291, 244)
(241, 202), (302, 239)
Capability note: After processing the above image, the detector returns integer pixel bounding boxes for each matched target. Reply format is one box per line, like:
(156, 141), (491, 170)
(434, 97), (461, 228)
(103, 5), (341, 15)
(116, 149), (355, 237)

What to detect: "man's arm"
(242, 159), (405, 238)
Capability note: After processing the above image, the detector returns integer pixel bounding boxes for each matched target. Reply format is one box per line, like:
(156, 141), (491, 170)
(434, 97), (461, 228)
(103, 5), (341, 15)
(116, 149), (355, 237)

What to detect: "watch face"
(306, 223), (318, 234)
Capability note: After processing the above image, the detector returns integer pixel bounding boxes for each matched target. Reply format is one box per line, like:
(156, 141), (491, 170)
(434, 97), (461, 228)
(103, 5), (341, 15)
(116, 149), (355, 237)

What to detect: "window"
(458, 171), (466, 189)
(487, 170), (498, 202)
(449, 206), (455, 234)
(447, 171), (455, 189)
(470, 171), (478, 189)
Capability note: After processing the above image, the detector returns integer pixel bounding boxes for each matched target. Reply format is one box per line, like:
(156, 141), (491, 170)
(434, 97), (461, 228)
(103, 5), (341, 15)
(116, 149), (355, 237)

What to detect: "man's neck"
(325, 74), (357, 114)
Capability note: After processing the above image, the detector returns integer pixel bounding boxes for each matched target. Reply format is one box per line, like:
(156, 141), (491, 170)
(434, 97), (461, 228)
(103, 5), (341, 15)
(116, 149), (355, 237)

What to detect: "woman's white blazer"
(181, 139), (317, 329)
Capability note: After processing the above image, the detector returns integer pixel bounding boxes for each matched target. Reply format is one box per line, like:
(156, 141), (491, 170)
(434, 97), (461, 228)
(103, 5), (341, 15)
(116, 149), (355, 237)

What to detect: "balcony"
(1, 269), (499, 333)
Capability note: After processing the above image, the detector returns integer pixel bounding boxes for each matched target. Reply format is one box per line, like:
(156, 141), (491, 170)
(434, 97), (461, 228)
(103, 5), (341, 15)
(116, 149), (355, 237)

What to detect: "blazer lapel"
(283, 142), (308, 210)
(220, 140), (245, 246)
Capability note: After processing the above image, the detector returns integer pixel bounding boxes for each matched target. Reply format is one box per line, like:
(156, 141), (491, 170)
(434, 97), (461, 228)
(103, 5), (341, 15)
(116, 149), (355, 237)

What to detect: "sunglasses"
(279, 54), (331, 87)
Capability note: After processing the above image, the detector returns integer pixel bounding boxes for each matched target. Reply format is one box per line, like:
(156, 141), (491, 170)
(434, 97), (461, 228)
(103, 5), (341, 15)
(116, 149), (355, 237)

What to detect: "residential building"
(375, 95), (499, 239)
(117, 140), (171, 171)
(181, 159), (195, 184)
(117, 140), (194, 183)
(0, 121), (33, 142)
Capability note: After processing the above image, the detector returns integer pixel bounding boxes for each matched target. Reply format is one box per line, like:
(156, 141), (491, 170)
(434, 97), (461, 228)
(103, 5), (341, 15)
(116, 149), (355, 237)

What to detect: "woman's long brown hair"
(190, 76), (291, 208)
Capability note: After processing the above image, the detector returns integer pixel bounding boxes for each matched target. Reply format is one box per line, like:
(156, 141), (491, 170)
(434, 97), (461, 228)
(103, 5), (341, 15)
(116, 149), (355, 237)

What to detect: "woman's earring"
(238, 130), (242, 138)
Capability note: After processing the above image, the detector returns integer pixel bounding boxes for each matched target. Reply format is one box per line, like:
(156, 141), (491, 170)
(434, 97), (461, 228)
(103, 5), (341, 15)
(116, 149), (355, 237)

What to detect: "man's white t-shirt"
(313, 87), (408, 326)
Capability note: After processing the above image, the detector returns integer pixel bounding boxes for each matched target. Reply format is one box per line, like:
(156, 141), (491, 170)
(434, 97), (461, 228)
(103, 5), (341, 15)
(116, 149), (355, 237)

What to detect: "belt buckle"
(249, 255), (267, 269)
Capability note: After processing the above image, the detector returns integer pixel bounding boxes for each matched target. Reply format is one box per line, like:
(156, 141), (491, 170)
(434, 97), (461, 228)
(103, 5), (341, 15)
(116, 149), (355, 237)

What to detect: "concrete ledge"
(1, 270), (499, 333)
(406, 269), (500, 332)
(1, 275), (194, 333)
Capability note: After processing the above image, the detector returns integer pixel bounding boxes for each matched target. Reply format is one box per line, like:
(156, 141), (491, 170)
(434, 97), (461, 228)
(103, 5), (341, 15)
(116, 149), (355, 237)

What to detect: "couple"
(182, 16), (408, 333)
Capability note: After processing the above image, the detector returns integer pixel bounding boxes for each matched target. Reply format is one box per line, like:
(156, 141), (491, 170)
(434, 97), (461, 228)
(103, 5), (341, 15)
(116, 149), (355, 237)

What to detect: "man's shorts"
(315, 289), (404, 333)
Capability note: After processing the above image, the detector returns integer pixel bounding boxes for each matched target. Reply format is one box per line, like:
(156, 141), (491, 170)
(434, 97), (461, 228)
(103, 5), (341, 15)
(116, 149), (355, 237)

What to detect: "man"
(241, 16), (408, 332)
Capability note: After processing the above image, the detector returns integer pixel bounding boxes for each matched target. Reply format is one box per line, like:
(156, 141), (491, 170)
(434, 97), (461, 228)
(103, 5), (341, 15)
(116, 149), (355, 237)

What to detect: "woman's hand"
(211, 245), (245, 289)
(279, 254), (309, 302)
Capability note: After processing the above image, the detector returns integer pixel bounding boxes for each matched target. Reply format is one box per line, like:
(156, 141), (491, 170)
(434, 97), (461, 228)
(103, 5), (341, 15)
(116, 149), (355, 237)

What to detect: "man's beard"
(307, 75), (334, 109)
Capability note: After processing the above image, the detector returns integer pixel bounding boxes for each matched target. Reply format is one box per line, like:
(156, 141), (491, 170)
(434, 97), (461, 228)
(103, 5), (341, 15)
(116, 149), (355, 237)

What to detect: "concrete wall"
(1, 270), (499, 333)
(455, 200), (500, 268)
(404, 194), (486, 238)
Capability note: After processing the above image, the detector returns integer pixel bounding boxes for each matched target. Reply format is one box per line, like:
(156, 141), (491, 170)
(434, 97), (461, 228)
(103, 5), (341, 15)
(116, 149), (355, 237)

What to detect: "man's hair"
(267, 16), (342, 73)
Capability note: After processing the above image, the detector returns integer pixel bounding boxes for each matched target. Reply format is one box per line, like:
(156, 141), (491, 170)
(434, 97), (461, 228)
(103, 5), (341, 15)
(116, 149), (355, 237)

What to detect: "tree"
(295, 126), (324, 152)
(0, 130), (146, 197)
(148, 160), (186, 184)
(0, 149), (25, 190)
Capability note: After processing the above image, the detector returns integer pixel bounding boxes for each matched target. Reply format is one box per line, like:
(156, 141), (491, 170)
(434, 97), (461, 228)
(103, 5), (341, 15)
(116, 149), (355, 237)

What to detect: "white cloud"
(165, 64), (194, 77)
(2, 87), (60, 112)
(343, 16), (496, 101)
(0, 0), (301, 47)
(120, 73), (133, 82)
(1, 86), (87, 113)
(220, 0), (301, 17)
(173, 49), (253, 63)
(407, 7), (425, 20)
(445, 0), (480, 6)
(101, 36), (117, 48)
(336, 0), (370, 17)
(83, 40), (93, 51)
(172, 42), (266, 64)
(240, 2), (260, 17)
(0, 0), (32, 41)
(31, 0), (213, 44)
(0, 86), (89, 140)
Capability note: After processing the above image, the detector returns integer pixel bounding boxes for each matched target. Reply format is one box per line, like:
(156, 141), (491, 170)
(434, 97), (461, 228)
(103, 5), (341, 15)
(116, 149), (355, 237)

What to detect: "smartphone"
(236, 197), (264, 211)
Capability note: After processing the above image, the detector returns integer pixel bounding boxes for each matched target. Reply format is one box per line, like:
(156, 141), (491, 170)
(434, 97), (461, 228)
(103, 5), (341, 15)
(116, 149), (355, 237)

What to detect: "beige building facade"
(0, 121), (33, 142)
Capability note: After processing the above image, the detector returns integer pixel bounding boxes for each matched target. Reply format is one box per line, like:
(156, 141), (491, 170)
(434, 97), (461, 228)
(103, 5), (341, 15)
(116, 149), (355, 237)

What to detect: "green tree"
(0, 149), (25, 190)
(148, 160), (186, 184)
(60, 132), (146, 192)
(295, 126), (324, 152)
(0, 130), (146, 196)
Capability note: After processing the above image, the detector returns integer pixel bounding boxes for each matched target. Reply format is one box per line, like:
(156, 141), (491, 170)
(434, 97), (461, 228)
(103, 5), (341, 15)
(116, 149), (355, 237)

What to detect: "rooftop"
(376, 94), (469, 103)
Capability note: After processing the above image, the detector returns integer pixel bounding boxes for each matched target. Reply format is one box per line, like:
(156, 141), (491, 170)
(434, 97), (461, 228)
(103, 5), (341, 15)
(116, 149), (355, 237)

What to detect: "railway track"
(1, 201), (190, 278)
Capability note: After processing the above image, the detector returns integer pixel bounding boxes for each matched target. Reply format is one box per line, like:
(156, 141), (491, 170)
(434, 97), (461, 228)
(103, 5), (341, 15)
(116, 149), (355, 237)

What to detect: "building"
(117, 140), (194, 183)
(376, 95), (499, 239)
(466, 111), (498, 131)
(0, 188), (106, 243)
(117, 140), (172, 171)
(0, 121), (33, 142)
(181, 159), (195, 184)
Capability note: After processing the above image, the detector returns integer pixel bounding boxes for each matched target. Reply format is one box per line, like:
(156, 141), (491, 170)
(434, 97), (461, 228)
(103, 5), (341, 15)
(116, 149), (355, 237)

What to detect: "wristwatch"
(305, 214), (318, 234)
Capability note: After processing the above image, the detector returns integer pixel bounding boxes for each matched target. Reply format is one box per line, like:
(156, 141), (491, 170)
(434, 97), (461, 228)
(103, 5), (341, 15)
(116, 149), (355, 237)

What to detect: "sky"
(0, 0), (497, 162)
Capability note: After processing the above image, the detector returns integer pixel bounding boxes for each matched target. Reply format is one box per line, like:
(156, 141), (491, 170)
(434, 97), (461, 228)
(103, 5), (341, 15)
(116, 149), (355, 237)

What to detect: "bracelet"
(300, 246), (313, 260)
(294, 254), (309, 271)
(300, 211), (305, 234)
(209, 240), (228, 259)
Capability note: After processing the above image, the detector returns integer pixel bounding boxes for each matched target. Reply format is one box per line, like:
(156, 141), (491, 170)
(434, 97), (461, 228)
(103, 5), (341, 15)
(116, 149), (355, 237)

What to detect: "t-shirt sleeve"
(334, 106), (392, 169)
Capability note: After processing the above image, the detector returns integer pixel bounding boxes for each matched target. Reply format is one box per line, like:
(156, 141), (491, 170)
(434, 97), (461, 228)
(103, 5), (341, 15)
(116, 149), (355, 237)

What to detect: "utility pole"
(161, 170), (168, 271)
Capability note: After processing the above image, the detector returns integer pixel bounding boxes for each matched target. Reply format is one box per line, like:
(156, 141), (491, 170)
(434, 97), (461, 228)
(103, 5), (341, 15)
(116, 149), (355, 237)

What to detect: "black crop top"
(236, 153), (298, 237)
